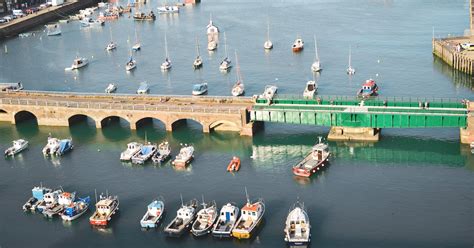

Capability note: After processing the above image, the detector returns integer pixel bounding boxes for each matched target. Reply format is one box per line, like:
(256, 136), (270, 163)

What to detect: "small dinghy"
(105, 83), (117, 93)
(284, 201), (311, 246)
(232, 188), (265, 239)
(44, 191), (75, 218)
(42, 136), (60, 156)
(152, 141), (171, 164)
(191, 199), (218, 237)
(120, 142), (142, 161)
(212, 203), (240, 238)
(23, 184), (52, 212)
(61, 196), (90, 221)
(164, 198), (198, 237)
(227, 156), (241, 172)
(172, 144), (194, 168)
(4, 139), (28, 157)
(56, 138), (73, 156)
(303, 80), (317, 99)
(89, 193), (120, 226)
(132, 142), (157, 165)
(140, 198), (165, 229)
(125, 56), (137, 71)
(192, 83), (208, 96)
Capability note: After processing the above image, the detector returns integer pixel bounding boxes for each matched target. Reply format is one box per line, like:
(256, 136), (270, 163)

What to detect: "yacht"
(231, 50), (244, 96)
(347, 45), (355, 75)
(263, 20), (273, 50)
(311, 35), (322, 72)
(303, 80), (317, 99)
(219, 32), (231, 71)
(126, 56), (137, 71)
(105, 83), (117, 93)
(136, 82), (150, 94)
(161, 34), (172, 71)
(70, 56), (89, 70)
(206, 15), (219, 51)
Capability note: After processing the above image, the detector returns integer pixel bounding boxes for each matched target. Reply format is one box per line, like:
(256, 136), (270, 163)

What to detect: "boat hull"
(231, 218), (262, 239)
(192, 227), (212, 237)
(292, 159), (328, 178)
(140, 214), (163, 229)
(212, 231), (233, 238)
(61, 208), (88, 221)
(292, 46), (303, 52)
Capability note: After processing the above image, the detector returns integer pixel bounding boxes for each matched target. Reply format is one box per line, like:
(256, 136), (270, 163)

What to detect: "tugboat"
(89, 193), (120, 226)
(232, 188), (265, 239)
(151, 141), (171, 164)
(227, 156), (241, 172)
(140, 198), (165, 229)
(42, 136), (60, 156)
(172, 144), (194, 168)
(164, 197), (198, 237)
(120, 142), (142, 161)
(284, 201), (311, 246)
(357, 79), (379, 98)
(61, 196), (91, 221)
(292, 137), (330, 178)
(55, 138), (73, 156)
(292, 37), (304, 52)
(23, 184), (52, 212)
(4, 139), (28, 157)
(131, 142), (157, 165)
(212, 203), (240, 238)
(191, 199), (218, 237)
(43, 191), (76, 218)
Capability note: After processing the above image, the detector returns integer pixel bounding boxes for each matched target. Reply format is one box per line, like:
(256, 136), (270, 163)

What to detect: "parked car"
(461, 43), (474, 51)
(3, 16), (13, 22)
(0, 19), (6, 23)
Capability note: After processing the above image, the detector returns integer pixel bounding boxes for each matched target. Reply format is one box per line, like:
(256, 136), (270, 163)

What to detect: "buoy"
(97, 149), (101, 152)
(377, 59), (380, 63)
(375, 73), (379, 77)
(91, 55), (94, 59)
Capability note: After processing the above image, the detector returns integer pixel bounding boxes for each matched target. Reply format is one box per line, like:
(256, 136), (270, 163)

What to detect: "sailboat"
(161, 34), (172, 71)
(126, 55), (137, 71)
(106, 26), (117, 51)
(231, 50), (245, 96)
(347, 45), (355, 75)
(263, 20), (273, 50)
(193, 37), (203, 69)
(132, 28), (141, 51)
(311, 35), (321, 72)
(219, 32), (231, 71)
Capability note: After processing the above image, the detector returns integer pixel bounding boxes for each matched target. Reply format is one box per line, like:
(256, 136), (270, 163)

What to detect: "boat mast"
(244, 187), (250, 205)
(224, 32), (228, 58)
(201, 195), (206, 208)
(314, 35), (319, 62)
(234, 50), (241, 83)
(94, 189), (98, 203)
(196, 36), (200, 57)
(109, 25), (113, 43)
(164, 34), (169, 59)
(180, 193), (184, 207)
(348, 45), (352, 68)
(266, 18), (270, 42)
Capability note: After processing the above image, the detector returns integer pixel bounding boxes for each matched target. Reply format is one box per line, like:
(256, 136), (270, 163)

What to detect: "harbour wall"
(432, 37), (474, 75)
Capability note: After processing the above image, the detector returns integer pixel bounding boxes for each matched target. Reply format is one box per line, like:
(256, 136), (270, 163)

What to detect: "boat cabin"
(43, 190), (61, 204)
(96, 199), (116, 215)
(360, 79), (377, 95)
(32, 186), (50, 200)
(58, 192), (75, 206)
(147, 201), (163, 217)
(241, 202), (261, 225)
(219, 204), (238, 222)
(311, 142), (329, 161)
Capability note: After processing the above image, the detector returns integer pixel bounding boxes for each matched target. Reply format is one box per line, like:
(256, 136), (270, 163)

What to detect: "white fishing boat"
(140, 199), (165, 229)
(191, 199), (218, 237)
(263, 20), (273, 50)
(207, 15), (219, 51)
(212, 203), (240, 238)
(219, 33), (231, 71)
(284, 201), (311, 246)
(231, 50), (245, 96)
(44, 191), (76, 218)
(347, 45), (355, 75)
(161, 34), (172, 71)
(303, 80), (317, 99)
(105, 83), (117, 93)
(151, 141), (171, 163)
(132, 142), (157, 164)
(70, 56), (89, 70)
(4, 139), (28, 157)
(192, 83), (208, 96)
(311, 35), (322, 72)
(293, 137), (330, 177)
(46, 24), (61, 36)
(164, 198), (198, 237)
(232, 188), (265, 239)
(120, 142), (142, 161)
(42, 136), (60, 156)
(37, 188), (62, 213)
(260, 85), (278, 104)
(125, 56), (137, 71)
(157, 5), (179, 14)
(23, 184), (52, 212)
(172, 144), (194, 167)
(193, 38), (203, 69)
(136, 82), (150, 94)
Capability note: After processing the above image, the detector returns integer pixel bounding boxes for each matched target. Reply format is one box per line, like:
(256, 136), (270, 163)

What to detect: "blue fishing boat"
(61, 196), (91, 221)
(55, 138), (73, 156)
(23, 184), (52, 212)
(140, 199), (165, 229)
(132, 143), (157, 164)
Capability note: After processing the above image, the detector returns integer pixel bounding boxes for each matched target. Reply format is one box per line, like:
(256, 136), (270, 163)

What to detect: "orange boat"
(227, 156), (241, 172)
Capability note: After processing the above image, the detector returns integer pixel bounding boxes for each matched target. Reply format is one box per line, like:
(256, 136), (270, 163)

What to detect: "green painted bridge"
(250, 95), (470, 128)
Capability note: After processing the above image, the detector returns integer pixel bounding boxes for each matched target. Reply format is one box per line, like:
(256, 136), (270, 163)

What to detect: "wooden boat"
(191, 200), (218, 236)
(231, 189), (265, 239)
(133, 11), (155, 21)
(164, 198), (198, 237)
(357, 79), (379, 98)
(55, 138), (73, 156)
(206, 15), (219, 51)
(193, 38), (203, 69)
(347, 45), (355, 75)
(227, 156), (241, 172)
(303, 80), (317, 99)
(284, 201), (311, 246)
(263, 20), (273, 50)
(120, 142), (142, 161)
(42, 136), (60, 156)
(136, 82), (150, 94)
(152, 141), (171, 163)
(140, 199), (165, 229)
(4, 139), (28, 157)
(231, 51), (245, 96)
(212, 203), (240, 238)
(89, 194), (120, 226)
(131, 142), (157, 164)
(23, 184), (52, 212)
(61, 196), (90, 221)
(292, 37), (304, 52)
(161, 34), (172, 71)
(311, 36), (322, 72)
(105, 83), (117, 93)
(219, 33), (231, 71)
(44, 191), (75, 218)
(293, 137), (330, 177)
(192, 83), (208, 96)
(172, 144), (194, 167)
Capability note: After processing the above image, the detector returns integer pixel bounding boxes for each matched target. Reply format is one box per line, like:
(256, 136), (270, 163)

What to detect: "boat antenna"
(201, 194), (206, 208)
(95, 189), (97, 203)
(314, 35), (319, 62)
(106, 189), (109, 198)
(348, 45), (352, 68)
(266, 17), (270, 41)
(180, 193), (184, 207)
(245, 187), (250, 205)
(60, 185), (64, 192)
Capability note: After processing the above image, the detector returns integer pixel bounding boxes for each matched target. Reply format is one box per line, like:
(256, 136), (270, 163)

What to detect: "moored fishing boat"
(164, 198), (198, 237)
(171, 144), (194, 167)
(105, 83), (117, 93)
(4, 139), (28, 157)
(43, 191), (76, 218)
(133, 11), (156, 21)
(191, 200), (218, 236)
(227, 156), (241, 172)
(293, 137), (330, 177)
(131, 142), (157, 164)
(303, 80), (317, 99)
(284, 201), (311, 246)
(70, 56), (89, 70)
(42, 136), (60, 156)
(231, 189), (265, 239)
(120, 142), (142, 161)
(292, 37), (304, 52)
(37, 188), (62, 213)
(46, 24), (61, 36)
(212, 203), (240, 238)
(89, 194), (120, 226)
(23, 184), (52, 212)
(140, 199), (165, 229)
(357, 79), (379, 98)
(61, 196), (91, 221)
(55, 138), (73, 156)
(151, 141), (171, 163)
(192, 83), (208, 96)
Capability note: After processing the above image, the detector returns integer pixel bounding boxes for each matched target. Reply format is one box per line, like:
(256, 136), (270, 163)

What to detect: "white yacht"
(219, 32), (231, 71)
(347, 45), (355, 75)
(70, 56), (88, 70)
(161, 34), (172, 71)
(231, 50), (245, 96)
(284, 201), (311, 246)
(311, 35), (322, 72)
(263, 20), (273, 50)
(120, 142), (142, 161)
(105, 83), (117, 93)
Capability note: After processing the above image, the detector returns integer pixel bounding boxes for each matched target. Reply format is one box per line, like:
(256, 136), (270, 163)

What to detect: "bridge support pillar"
(202, 124), (210, 133)
(165, 123), (173, 132)
(130, 122), (137, 130)
(240, 121), (262, 137)
(328, 127), (380, 142)
(95, 120), (102, 129)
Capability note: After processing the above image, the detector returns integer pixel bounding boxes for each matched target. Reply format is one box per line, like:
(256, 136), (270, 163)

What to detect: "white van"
(12, 9), (25, 17)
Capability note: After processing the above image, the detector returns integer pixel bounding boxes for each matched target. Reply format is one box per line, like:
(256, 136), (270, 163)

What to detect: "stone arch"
(14, 110), (38, 124)
(170, 118), (207, 133)
(209, 120), (240, 132)
(135, 117), (166, 130)
(0, 109), (7, 114)
(100, 115), (130, 128)
(68, 114), (97, 127)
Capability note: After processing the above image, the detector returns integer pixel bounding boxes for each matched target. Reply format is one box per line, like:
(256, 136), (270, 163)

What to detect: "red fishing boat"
(292, 137), (330, 177)
(89, 194), (119, 226)
(357, 79), (379, 98)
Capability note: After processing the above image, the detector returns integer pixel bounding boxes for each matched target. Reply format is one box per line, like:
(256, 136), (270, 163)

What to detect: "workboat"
(212, 203), (240, 238)
(106, 41), (117, 51)
(43, 191), (76, 218)
(42, 136), (60, 156)
(284, 201), (311, 246)
(120, 142), (142, 161)
(260, 85), (278, 104)
(311, 35), (322, 72)
(164, 198), (198, 237)
(231, 51), (245, 96)
(136, 82), (150, 94)
(293, 137), (330, 177)
(140, 199), (165, 229)
(357, 79), (379, 98)
(55, 138), (73, 156)
(37, 189), (63, 213)
(70, 56), (89, 70)
(172, 144), (194, 167)
(227, 156), (241, 172)
(105, 83), (117, 93)
(292, 37), (304, 52)
(192, 83), (208, 96)
(151, 141), (171, 163)
(232, 189), (265, 239)
(191, 200), (218, 237)
(347, 45), (355, 75)
(4, 139), (28, 157)
(157, 5), (179, 13)
(23, 184), (52, 212)
(303, 80), (317, 99)
(125, 57), (137, 71)
(61, 196), (91, 221)
(161, 34), (172, 71)
(133, 11), (156, 21)
(131, 142), (157, 164)
(89, 194), (120, 226)
(193, 38), (203, 69)
(46, 24), (61, 36)
(206, 16), (219, 51)
(219, 33), (231, 71)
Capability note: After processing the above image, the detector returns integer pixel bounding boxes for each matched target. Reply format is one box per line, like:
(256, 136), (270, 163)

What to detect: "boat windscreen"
(193, 84), (202, 91)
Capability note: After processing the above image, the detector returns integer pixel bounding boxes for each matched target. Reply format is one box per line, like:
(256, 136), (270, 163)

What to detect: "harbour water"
(0, 0), (473, 247)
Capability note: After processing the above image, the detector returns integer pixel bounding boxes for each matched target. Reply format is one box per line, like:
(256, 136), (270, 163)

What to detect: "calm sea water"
(0, 0), (473, 247)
